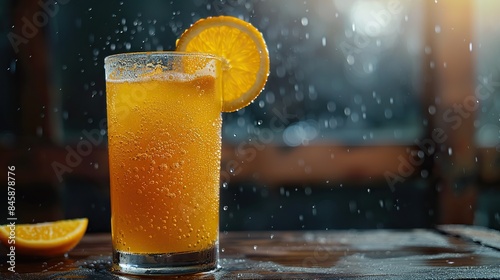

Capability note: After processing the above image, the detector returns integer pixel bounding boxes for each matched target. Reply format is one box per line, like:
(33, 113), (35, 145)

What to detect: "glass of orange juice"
(104, 52), (222, 275)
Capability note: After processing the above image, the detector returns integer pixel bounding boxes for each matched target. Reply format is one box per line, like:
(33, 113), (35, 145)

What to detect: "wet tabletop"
(1, 226), (500, 279)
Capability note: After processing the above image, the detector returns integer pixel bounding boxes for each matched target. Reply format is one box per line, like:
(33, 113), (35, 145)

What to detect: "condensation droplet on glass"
(364, 63), (374, 73)
(304, 187), (312, 195)
(223, 206), (228, 211)
(327, 102), (336, 112)
(418, 150), (425, 158)
(448, 147), (453, 155)
(434, 25), (441, 33)
(351, 113), (359, 122)
(321, 37), (326, 46)
(384, 109), (393, 119)
(265, 91), (275, 104)
(428, 105), (436, 115)
(352, 95), (361, 105)
(346, 55), (354, 65)
(344, 107), (351, 116)
(301, 17), (308, 26)
(149, 26), (156, 36)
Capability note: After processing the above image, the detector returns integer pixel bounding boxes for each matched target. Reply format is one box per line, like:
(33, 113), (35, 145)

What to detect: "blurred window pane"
(474, 0), (500, 148)
(44, 0), (425, 145)
(224, 0), (425, 145)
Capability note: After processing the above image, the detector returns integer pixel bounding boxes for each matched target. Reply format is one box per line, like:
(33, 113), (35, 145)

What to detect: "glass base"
(112, 245), (218, 275)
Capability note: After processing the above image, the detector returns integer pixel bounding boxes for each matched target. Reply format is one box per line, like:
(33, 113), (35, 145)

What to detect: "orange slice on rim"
(0, 218), (88, 257)
(176, 16), (270, 112)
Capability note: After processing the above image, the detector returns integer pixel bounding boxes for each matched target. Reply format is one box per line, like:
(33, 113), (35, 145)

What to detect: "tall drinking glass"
(104, 52), (222, 275)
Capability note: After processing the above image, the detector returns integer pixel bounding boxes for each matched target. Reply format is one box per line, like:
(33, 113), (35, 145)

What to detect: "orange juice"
(106, 57), (222, 254)
(106, 15), (268, 275)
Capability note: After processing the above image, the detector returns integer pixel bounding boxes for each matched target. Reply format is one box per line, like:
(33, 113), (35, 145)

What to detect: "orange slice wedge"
(176, 16), (270, 112)
(0, 218), (88, 257)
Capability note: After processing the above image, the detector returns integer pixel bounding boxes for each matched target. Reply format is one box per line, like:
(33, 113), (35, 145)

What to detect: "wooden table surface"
(1, 225), (500, 279)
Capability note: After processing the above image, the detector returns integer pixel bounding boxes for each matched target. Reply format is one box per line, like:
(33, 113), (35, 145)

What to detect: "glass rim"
(104, 51), (223, 64)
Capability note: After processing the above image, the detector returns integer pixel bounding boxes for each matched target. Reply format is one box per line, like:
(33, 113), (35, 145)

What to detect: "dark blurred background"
(1, 0), (499, 232)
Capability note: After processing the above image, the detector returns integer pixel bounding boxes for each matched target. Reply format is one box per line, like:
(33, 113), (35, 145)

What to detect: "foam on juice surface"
(108, 60), (217, 83)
